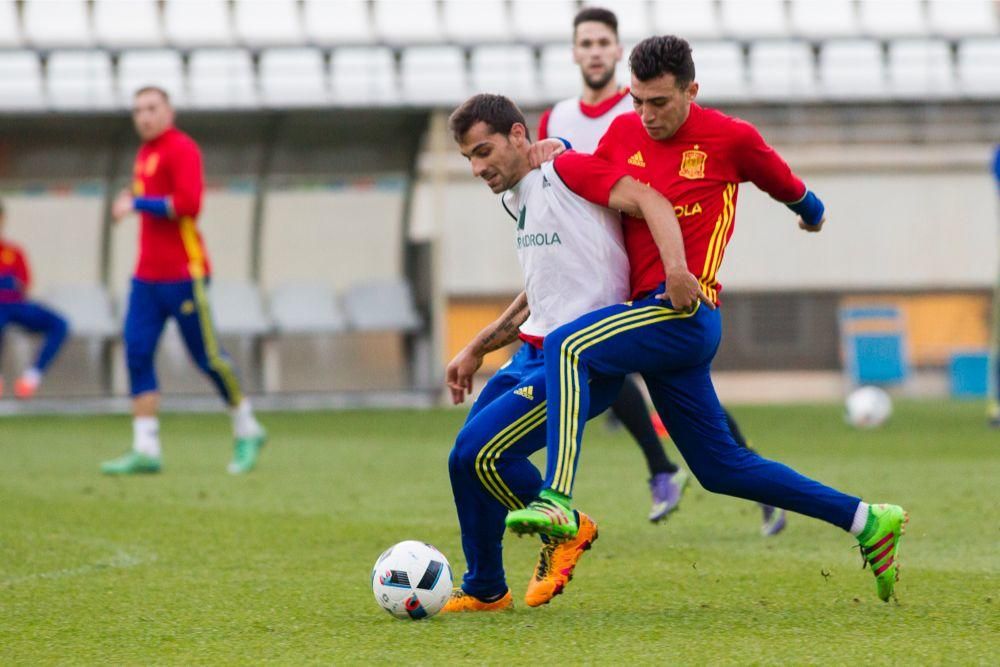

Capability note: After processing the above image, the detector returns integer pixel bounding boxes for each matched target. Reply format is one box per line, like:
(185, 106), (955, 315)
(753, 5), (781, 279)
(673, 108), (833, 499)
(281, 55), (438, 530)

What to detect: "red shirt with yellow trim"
(553, 104), (805, 303)
(0, 240), (30, 303)
(132, 126), (211, 282)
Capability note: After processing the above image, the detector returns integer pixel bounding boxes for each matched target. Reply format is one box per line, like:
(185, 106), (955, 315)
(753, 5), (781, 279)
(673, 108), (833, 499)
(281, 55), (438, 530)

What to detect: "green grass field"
(1, 401), (997, 664)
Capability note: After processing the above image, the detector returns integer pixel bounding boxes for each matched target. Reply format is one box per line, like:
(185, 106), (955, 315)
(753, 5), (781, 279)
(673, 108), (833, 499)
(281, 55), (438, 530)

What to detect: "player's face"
(630, 74), (699, 141)
(457, 121), (531, 194)
(573, 22), (622, 91)
(132, 91), (175, 142)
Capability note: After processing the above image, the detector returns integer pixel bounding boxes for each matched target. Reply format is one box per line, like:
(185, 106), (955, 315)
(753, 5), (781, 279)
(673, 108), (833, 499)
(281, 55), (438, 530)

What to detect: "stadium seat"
(374, 0), (442, 44)
(443, 0), (511, 44)
(859, 0), (928, 38)
(208, 281), (272, 337)
(47, 50), (116, 110)
(720, 0), (790, 39)
(511, 0), (577, 43)
(188, 49), (257, 108)
(928, 0), (999, 38)
(471, 46), (538, 105)
(260, 48), (327, 107)
(789, 0), (859, 39)
(887, 39), (955, 99)
(819, 40), (886, 99)
(839, 305), (910, 387)
(331, 47), (398, 106)
(540, 44), (582, 102)
(303, 0), (374, 46)
(234, 0), (303, 47)
(600, 0), (651, 42)
(93, 0), (162, 48)
(957, 38), (1000, 97)
(653, 0), (721, 40)
(23, 0), (93, 48)
(164, 0), (234, 47)
(0, 51), (45, 110)
(748, 41), (817, 101)
(688, 41), (746, 102)
(400, 46), (468, 106)
(269, 284), (347, 334)
(342, 279), (422, 332)
(0, 0), (23, 47)
(118, 49), (187, 107)
(42, 285), (118, 339)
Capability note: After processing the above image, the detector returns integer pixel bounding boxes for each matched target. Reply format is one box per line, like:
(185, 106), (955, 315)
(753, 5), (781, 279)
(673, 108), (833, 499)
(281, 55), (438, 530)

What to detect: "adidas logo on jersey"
(513, 386), (534, 401)
(627, 151), (646, 167)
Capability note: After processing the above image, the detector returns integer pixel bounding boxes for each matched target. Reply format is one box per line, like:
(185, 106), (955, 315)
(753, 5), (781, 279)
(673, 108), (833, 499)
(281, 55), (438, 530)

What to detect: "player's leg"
(172, 277), (266, 474)
(102, 279), (168, 474)
(5, 301), (69, 398)
(722, 405), (787, 535)
(610, 375), (687, 522)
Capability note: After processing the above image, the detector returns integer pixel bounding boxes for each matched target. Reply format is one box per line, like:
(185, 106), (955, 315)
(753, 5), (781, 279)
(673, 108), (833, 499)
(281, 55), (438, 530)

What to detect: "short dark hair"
(133, 85), (171, 103)
(629, 35), (696, 87)
(449, 94), (530, 142)
(574, 6), (618, 38)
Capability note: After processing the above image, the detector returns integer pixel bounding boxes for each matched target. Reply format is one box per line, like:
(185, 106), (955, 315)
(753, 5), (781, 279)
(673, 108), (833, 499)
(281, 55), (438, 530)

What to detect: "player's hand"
(527, 138), (567, 168)
(659, 268), (716, 312)
(445, 346), (484, 405)
(798, 216), (825, 232)
(111, 189), (134, 222)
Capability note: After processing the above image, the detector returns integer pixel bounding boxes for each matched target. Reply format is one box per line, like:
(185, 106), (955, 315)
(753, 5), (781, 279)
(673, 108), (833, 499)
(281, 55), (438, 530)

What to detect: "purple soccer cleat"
(759, 503), (787, 536)
(648, 469), (689, 523)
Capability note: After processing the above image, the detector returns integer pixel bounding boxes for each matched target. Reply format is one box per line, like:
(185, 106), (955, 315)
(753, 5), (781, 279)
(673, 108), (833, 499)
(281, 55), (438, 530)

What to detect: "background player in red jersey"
(0, 199), (69, 399)
(100, 87), (266, 475)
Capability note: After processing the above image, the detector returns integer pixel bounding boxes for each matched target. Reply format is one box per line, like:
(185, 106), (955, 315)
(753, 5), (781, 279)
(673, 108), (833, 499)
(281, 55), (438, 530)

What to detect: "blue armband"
(133, 196), (172, 218)
(553, 136), (572, 150)
(786, 190), (825, 227)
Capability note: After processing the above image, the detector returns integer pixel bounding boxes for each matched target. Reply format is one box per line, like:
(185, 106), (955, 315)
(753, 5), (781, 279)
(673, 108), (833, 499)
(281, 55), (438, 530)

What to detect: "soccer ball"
(845, 385), (892, 429)
(371, 541), (452, 620)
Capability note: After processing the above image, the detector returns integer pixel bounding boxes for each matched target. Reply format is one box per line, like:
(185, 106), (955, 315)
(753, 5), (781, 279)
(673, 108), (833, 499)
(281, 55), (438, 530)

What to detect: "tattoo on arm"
(475, 295), (530, 354)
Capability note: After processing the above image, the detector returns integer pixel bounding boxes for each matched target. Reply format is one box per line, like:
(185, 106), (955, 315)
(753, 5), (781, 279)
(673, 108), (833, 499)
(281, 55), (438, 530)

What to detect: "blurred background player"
(100, 87), (266, 476)
(540, 6), (784, 535)
(0, 198), (69, 399)
(991, 143), (1000, 428)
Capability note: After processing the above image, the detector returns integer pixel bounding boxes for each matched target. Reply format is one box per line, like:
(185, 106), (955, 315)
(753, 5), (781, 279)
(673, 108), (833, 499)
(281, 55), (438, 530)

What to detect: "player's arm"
(529, 109), (571, 168)
(735, 122), (826, 233)
(445, 291), (529, 404)
(607, 177), (713, 311)
(167, 138), (204, 219)
(17, 248), (30, 295)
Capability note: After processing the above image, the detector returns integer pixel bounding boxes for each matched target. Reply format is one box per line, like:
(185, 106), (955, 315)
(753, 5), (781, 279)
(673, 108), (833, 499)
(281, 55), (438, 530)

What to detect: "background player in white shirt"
(538, 6), (785, 535)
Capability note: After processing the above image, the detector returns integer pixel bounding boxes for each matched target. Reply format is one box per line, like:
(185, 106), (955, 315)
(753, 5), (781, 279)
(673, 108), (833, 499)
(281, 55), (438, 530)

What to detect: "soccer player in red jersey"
(0, 199), (69, 399)
(507, 36), (908, 602)
(100, 87), (266, 475)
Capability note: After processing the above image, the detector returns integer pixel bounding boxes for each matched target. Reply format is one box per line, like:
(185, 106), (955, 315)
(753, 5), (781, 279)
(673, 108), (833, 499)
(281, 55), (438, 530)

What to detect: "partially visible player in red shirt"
(506, 36), (908, 604)
(100, 86), (266, 476)
(0, 199), (69, 399)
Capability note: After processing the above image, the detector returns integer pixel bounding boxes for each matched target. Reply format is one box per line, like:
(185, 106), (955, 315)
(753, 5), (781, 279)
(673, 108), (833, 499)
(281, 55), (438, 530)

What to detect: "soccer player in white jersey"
(441, 93), (703, 612)
(539, 6), (785, 534)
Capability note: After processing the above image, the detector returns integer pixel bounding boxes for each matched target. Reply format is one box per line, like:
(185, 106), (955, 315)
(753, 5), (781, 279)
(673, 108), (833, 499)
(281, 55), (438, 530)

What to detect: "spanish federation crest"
(679, 147), (707, 180)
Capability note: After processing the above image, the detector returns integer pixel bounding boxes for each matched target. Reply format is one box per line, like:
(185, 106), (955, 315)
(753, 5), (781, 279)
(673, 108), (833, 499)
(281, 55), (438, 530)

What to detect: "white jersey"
(501, 160), (629, 339)
(543, 90), (634, 153)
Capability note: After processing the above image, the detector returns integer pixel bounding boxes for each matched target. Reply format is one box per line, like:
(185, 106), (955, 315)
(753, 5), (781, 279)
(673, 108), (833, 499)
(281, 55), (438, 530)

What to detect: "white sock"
(132, 417), (161, 458)
(849, 501), (870, 536)
(231, 399), (263, 439)
(19, 367), (42, 388)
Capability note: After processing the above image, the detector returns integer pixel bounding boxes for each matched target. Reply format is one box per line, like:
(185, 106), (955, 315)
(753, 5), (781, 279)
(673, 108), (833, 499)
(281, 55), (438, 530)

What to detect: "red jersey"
(554, 104), (806, 302)
(131, 126), (211, 281)
(0, 240), (30, 303)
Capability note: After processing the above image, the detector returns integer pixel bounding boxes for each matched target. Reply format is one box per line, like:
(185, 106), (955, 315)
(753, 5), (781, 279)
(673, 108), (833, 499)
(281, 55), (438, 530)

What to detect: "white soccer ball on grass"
(371, 540), (452, 620)
(845, 385), (893, 429)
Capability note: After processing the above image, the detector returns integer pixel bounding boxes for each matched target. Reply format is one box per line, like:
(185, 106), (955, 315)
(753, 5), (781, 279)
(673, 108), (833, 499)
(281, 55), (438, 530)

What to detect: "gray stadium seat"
(304, 0), (374, 46)
(888, 39), (955, 99)
(928, 0), (999, 38)
(47, 50), (116, 110)
(93, 0), (162, 48)
(443, 0), (511, 44)
(957, 38), (1000, 97)
(689, 41), (746, 102)
(23, 0), (92, 48)
(600, 1), (650, 43)
(260, 48), (328, 107)
(721, 0), (790, 39)
(539, 44), (582, 102)
(164, 0), (234, 47)
(749, 41), (816, 101)
(859, 0), (928, 38)
(331, 47), (397, 106)
(471, 46), (538, 105)
(0, 0), (23, 47)
(789, 0), (859, 39)
(819, 39), (886, 99)
(208, 281), (272, 337)
(234, 0), (303, 47)
(511, 0), (576, 43)
(653, 0), (721, 40)
(374, 0), (442, 44)
(188, 49), (257, 109)
(400, 46), (468, 106)
(0, 51), (45, 110)
(342, 279), (421, 333)
(42, 285), (118, 338)
(269, 284), (348, 334)
(118, 49), (187, 107)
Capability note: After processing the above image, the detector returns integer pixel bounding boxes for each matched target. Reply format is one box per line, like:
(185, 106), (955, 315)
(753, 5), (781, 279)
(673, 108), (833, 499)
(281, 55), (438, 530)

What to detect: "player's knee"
(51, 315), (69, 341)
(450, 427), (483, 476)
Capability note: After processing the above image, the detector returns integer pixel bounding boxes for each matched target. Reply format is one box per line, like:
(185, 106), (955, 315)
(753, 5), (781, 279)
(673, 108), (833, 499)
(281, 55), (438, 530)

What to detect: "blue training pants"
(0, 301), (69, 372)
(448, 343), (623, 599)
(541, 290), (860, 531)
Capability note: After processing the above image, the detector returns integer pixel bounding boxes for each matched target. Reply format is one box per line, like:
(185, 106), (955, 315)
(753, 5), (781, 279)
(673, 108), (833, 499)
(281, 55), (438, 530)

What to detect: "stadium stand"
(818, 39), (886, 100)
(887, 38), (956, 99)
(163, 0), (234, 48)
(23, 0), (92, 48)
(93, 0), (163, 49)
(330, 46), (397, 105)
(342, 279), (422, 333)
(511, 0), (576, 43)
(748, 41), (817, 101)
(443, 0), (512, 44)
(720, 0), (790, 39)
(304, 0), (375, 46)
(117, 49), (186, 106)
(188, 49), (258, 108)
(0, 0), (20, 48)
(47, 50), (117, 110)
(259, 47), (329, 108)
(859, 0), (928, 38)
(0, 51), (45, 110)
(470, 45), (538, 106)
(400, 46), (468, 105)
(790, 0), (859, 38)
(374, 0), (443, 44)
(653, 0), (722, 40)
(234, 0), (304, 48)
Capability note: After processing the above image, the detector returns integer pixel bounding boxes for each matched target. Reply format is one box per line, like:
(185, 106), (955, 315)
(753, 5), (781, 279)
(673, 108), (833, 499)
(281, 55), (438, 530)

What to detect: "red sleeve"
(552, 151), (629, 208)
(167, 136), (204, 218)
(537, 108), (551, 140)
(733, 120), (805, 203)
(14, 247), (29, 292)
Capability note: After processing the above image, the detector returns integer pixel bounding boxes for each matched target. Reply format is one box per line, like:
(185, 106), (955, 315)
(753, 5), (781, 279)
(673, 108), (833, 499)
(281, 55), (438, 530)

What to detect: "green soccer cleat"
(100, 451), (162, 475)
(856, 503), (909, 602)
(505, 489), (579, 540)
(227, 431), (266, 475)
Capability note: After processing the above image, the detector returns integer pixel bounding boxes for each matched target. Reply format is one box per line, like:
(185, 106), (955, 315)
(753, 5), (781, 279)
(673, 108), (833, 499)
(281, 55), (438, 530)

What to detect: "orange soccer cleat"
(524, 512), (598, 607)
(440, 588), (513, 613)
